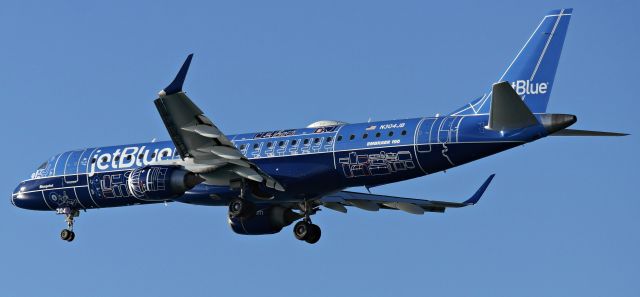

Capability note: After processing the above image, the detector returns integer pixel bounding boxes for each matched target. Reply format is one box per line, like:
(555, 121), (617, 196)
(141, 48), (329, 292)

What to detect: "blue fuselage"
(12, 114), (548, 211)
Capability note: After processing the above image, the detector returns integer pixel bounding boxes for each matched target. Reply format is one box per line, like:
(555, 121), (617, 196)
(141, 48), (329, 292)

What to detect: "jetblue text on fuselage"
(90, 146), (177, 174)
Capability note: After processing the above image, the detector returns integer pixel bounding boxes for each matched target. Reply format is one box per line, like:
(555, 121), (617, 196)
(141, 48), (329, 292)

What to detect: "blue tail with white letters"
(452, 8), (572, 115)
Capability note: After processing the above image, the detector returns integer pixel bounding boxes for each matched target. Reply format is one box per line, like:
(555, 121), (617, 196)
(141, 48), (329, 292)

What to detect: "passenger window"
(240, 144), (246, 150)
(388, 131), (394, 137)
(114, 156), (120, 162)
(278, 141), (285, 147)
(349, 134), (355, 140)
(362, 133), (368, 139)
(375, 132), (381, 138)
(304, 139), (309, 145)
(126, 155), (132, 161)
(151, 153), (156, 158)
(327, 136), (333, 143)
(102, 156), (108, 162)
(292, 140), (298, 145)
(253, 143), (259, 149)
(138, 153), (143, 159)
(337, 135), (343, 141)
(91, 158), (96, 164)
(314, 138), (320, 143)
(267, 142), (273, 148)
(401, 130), (407, 136)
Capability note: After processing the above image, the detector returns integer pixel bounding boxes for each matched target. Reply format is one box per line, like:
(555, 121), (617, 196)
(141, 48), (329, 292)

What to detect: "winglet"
(159, 54), (193, 97)
(463, 174), (496, 205)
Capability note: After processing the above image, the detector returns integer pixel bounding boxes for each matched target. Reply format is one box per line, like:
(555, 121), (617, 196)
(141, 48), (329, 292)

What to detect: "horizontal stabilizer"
(551, 129), (629, 136)
(487, 81), (539, 131)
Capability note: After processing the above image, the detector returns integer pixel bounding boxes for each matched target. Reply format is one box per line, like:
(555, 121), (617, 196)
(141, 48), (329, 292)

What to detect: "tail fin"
(452, 8), (573, 115)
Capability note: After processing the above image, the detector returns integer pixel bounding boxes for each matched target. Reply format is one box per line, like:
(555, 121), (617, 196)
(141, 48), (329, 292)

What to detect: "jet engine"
(127, 166), (203, 200)
(229, 206), (301, 235)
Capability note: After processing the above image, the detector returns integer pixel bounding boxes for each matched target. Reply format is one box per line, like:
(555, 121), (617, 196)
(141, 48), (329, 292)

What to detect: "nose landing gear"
(57, 207), (79, 242)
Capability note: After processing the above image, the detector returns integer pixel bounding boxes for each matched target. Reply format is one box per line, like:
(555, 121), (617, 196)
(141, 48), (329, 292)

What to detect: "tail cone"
(540, 114), (577, 135)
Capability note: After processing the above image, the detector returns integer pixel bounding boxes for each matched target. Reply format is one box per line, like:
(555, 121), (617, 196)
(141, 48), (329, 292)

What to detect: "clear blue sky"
(1, 1), (638, 296)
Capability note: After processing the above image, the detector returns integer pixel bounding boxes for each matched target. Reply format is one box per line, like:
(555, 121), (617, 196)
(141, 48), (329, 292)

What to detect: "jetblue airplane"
(12, 8), (627, 244)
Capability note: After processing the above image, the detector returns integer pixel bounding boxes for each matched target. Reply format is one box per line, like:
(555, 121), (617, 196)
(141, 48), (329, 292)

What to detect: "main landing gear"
(228, 197), (255, 218)
(57, 207), (79, 242)
(228, 181), (256, 218)
(293, 201), (321, 244)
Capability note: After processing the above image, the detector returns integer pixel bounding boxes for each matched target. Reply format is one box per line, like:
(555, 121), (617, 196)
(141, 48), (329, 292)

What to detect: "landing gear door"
(64, 150), (86, 184)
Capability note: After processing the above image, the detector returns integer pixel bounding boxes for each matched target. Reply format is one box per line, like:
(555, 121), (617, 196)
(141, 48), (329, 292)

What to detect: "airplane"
(11, 8), (628, 244)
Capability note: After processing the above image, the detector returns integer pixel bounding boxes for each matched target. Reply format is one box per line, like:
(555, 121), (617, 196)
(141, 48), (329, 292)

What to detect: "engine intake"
(127, 166), (202, 201)
(229, 206), (301, 235)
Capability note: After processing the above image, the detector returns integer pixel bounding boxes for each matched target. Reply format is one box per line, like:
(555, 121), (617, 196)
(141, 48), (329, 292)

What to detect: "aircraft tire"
(61, 229), (73, 241)
(228, 198), (254, 218)
(304, 224), (321, 244)
(293, 221), (309, 240)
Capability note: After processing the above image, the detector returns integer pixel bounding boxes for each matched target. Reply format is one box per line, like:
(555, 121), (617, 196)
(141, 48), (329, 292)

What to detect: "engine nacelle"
(229, 206), (301, 235)
(127, 166), (202, 201)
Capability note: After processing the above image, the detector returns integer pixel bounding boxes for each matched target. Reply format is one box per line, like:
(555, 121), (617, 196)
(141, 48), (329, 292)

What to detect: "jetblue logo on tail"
(511, 80), (549, 96)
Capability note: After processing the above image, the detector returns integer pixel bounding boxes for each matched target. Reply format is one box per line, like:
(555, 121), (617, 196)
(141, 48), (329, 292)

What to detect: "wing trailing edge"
(320, 174), (496, 215)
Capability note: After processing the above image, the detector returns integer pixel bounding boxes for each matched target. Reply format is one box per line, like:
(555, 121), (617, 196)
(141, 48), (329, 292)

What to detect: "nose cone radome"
(10, 185), (18, 207)
(11, 182), (49, 211)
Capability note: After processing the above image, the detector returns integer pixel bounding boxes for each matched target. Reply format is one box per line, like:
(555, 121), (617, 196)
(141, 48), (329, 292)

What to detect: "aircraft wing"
(153, 54), (284, 192)
(320, 174), (495, 214)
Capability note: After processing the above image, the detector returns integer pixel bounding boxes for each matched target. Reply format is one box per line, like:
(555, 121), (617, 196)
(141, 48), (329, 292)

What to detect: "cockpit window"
(37, 162), (47, 170)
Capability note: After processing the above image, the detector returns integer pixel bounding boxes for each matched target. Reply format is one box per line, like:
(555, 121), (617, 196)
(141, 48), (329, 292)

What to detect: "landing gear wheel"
(60, 229), (75, 242)
(293, 200), (322, 244)
(67, 231), (75, 242)
(57, 207), (79, 242)
(305, 224), (321, 244)
(294, 221), (310, 240)
(294, 221), (321, 244)
(228, 198), (254, 218)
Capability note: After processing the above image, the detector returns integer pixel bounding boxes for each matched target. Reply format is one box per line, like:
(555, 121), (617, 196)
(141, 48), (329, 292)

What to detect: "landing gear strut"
(293, 200), (321, 244)
(57, 207), (79, 242)
(228, 181), (255, 218)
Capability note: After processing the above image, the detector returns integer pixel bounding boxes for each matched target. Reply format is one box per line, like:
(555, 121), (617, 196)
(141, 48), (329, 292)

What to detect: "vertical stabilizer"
(452, 8), (572, 116)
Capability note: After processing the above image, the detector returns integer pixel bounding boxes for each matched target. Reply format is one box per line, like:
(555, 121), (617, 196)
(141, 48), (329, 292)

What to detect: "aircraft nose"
(11, 181), (49, 210)
(11, 183), (22, 207)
